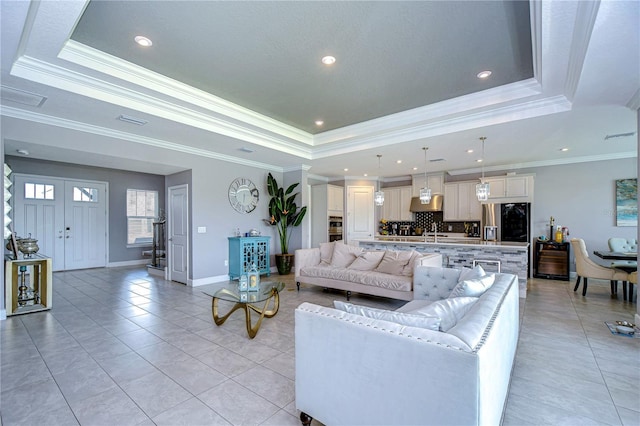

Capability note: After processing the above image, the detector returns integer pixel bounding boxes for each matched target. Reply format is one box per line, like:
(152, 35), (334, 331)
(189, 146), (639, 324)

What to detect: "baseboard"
(188, 274), (229, 287)
(107, 259), (148, 268)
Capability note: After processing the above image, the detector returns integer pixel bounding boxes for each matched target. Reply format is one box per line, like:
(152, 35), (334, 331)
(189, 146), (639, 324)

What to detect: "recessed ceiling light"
(412, 167), (418, 171)
(315, 120), (324, 126)
(16, 149), (29, 156)
(364, 173), (368, 177)
(476, 159), (483, 163)
(559, 148), (569, 152)
(396, 160), (402, 164)
(134, 36), (153, 47)
(477, 70), (492, 79)
(467, 149), (474, 153)
(321, 56), (336, 65)
(343, 168), (348, 172)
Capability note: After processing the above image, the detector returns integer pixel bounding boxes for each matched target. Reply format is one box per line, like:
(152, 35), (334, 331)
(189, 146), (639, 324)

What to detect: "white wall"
(526, 157), (637, 269)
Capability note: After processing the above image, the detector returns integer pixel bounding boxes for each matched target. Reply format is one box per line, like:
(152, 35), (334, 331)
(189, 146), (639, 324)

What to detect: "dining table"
(593, 250), (637, 301)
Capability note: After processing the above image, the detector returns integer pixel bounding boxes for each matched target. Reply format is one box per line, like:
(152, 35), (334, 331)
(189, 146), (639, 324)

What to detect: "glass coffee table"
(203, 281), (285, 338)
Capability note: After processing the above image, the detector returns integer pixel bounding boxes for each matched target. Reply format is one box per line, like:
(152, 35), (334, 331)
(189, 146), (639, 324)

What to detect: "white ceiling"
(0, 0), (638, 180)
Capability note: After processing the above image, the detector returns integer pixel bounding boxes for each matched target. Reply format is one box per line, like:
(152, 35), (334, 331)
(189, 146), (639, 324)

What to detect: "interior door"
(346, 186), (374, 244)
(168, 184), (188, 284)
(13, 175), (107, 271)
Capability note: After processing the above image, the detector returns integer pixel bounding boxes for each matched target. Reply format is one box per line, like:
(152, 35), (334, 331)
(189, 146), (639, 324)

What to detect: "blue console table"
(228, 236), (271, 280)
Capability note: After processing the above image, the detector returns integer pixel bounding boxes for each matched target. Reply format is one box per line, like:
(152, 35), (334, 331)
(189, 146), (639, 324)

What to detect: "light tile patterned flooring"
(0, 267), (638, 425)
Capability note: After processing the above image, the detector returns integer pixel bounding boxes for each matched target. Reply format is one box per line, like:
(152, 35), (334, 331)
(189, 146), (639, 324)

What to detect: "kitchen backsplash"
(382, 212), (479, 234)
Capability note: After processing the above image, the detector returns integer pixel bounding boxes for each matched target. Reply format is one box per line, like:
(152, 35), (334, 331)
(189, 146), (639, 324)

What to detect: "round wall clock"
(228, 177), (259, 213)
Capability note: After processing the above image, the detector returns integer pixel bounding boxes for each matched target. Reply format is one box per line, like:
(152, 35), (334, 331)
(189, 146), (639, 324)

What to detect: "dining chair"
(608, 238), (638, 299)
(570, 238), (628, 296)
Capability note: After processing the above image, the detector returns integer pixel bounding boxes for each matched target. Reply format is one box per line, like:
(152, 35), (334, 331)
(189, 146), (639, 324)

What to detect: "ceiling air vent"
(604, 132), (635, 140)
(117, 114), (148, 126)
(430, 158), (446, 162)
(1, 85), (47, 107)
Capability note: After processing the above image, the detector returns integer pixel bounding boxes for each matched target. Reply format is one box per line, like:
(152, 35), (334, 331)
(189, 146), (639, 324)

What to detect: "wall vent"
(117, 114), (148, 126)
(1, 85), (47, 107)
(604, 132), (635, 140)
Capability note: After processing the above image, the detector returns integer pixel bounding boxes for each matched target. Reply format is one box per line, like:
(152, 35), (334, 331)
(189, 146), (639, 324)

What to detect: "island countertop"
(357, 237), (530, 298)
(358, 237), (529, 249)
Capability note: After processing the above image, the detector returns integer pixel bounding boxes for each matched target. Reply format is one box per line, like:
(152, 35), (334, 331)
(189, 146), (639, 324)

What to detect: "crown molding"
(1, 106), (285, 173)
(10, 55), (314, 159)
(282, 164), (312, 173)
(311, 95), (572, 159)
(447, 151), (637, 175)
(313, 78), (542, 147)
(564, 0), (601, 101)
(59, 40), (313, 144)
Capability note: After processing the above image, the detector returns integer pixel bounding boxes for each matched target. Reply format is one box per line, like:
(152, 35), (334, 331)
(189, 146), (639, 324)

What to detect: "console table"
(5, 254), (52, 316)
(228, 237), (271, 280)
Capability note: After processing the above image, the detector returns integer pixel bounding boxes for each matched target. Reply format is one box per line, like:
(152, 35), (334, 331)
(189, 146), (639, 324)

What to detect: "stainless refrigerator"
(481, 203), (531, 242)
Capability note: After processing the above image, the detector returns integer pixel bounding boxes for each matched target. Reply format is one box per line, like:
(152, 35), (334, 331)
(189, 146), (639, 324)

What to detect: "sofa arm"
(295, 303), (476, 426)
(416, 253), (443, 268)
(295, 248), (321, 278)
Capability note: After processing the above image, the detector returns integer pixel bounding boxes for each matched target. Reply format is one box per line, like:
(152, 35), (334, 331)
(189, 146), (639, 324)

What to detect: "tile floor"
(1, 267), (638, 425)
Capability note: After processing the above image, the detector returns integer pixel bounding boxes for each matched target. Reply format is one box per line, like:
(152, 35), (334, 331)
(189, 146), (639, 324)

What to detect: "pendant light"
(419, 147), (432, 204)
(374, 155), (384, 206)
(475, 136), (490, 201)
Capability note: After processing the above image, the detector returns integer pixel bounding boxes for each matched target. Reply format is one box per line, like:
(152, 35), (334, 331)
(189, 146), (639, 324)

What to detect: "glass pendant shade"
(419, 187), (432, 204)
(476, 182), (490, 201)
(374, 190), (385, 206)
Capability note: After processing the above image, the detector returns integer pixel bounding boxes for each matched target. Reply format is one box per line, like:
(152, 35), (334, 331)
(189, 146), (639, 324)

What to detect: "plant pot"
(275, 253), (294, 275)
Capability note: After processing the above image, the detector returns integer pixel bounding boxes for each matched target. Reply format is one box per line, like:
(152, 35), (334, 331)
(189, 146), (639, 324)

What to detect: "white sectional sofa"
(295, 265), (520, 426)
(295, 241), (443, 301)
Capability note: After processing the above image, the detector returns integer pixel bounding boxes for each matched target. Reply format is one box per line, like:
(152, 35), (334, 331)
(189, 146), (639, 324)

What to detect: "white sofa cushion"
(408, 297), (479, 331)
(459, 264), (486, 281)
(319, 242), (335, 266)
(330, 243), (364, 268)
(449, 274), (496, 298)
(348, 251), (385, 271)
(401, 250), (423, 277)
(300, 266), (413, 291)
(334, 301), (441, 331)
(375, 250), (413, 275)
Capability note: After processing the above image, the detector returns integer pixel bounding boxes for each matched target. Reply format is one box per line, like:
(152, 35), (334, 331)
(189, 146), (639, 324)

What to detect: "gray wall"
(5, 156), (166, 263)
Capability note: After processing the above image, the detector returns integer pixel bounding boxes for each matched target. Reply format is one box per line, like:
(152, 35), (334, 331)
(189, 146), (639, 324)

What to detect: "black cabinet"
(534, 241), (570, 281)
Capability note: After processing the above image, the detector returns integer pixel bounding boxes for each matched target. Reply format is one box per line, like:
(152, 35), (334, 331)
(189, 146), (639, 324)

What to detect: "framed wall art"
(615, 178), (637, 227)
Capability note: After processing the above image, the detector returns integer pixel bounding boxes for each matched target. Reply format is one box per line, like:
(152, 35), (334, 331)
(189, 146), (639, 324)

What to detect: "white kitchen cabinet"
(444, 181), (481, 221)
(382, 186), (413, 220)
(327, 184), (344, 212)
(483, 175), (533, 201)
(311, 184), (344, 247)
(412, 174), (444, 197)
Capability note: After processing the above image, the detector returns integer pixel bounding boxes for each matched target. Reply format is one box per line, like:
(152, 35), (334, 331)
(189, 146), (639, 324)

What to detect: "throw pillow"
(348, 251), (385, 271)
(458, 265), (486, 282)
(408, 297), (478, 332)
(448, 274), (496, 298)
(401, 251), (424, 276)
(375, 250), (413, 275)
(319, 241), (335, 266)
(330, 242), (364, 268)
(333, 301), (440, 331)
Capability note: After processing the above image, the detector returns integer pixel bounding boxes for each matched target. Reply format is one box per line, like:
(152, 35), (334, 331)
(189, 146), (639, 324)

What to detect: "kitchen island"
(357, 237), (529, 298)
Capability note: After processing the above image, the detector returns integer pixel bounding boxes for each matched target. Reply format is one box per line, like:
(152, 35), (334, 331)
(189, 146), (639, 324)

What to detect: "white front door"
(13, 175), (107, 271)
(63, 180), (107, 270)
(168, 184), (188, 284)
(346, 186), (374, 244)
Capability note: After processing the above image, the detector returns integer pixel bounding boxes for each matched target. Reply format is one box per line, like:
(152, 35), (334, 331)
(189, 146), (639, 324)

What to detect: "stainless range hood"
(409, 194), (443, 212)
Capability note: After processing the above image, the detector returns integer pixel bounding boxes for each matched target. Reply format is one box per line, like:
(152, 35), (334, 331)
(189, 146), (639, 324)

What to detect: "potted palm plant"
(264, 172), (307, 274)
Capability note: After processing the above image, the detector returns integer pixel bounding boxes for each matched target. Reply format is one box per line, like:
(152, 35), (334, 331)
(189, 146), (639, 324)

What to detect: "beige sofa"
(295, 241), (443, 301)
